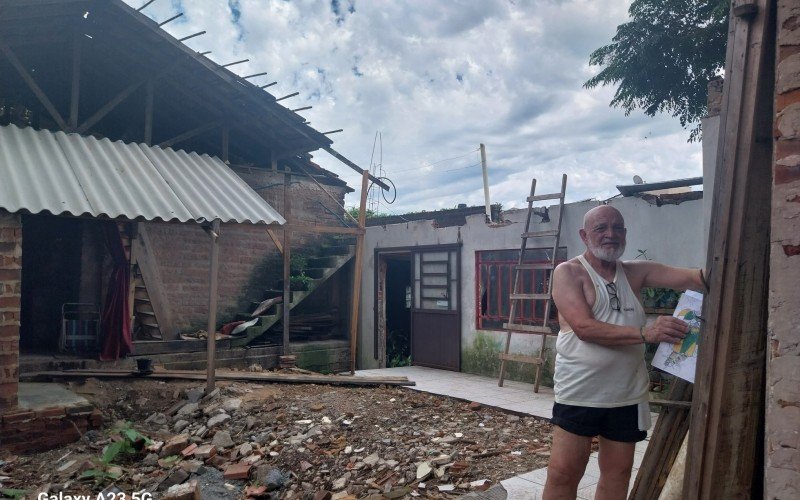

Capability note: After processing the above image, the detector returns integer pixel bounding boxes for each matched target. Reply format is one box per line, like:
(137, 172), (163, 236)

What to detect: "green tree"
(584, 0), (729, 141)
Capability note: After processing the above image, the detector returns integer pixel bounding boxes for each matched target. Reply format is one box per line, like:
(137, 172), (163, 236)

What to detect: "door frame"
(373, 243), (462, 370)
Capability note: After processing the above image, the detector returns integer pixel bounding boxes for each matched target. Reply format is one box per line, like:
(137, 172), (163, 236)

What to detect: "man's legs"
(595, 436), (636, 500)
(543, 426), (592, 500)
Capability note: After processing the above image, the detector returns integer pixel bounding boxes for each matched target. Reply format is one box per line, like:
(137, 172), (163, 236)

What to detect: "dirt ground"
(0, 374), (553, 499)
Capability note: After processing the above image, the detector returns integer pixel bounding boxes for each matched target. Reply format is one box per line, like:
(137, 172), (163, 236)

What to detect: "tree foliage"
(584, 0), (729, 141)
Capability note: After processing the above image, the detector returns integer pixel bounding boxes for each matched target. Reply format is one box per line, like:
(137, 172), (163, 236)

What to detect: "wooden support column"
(282, 169), (292, 355)
(348, 170), (370, 373)
(205, 220), (221, 393)
(69, 34), (81, 130)
(684, 1), (775, 497)
(144, 79), (154, 145)
(270, 150), (278, 172)
(221, 124), (230, 163)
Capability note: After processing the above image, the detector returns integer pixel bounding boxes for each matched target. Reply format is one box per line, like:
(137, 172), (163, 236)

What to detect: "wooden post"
(69, 34), (81, 130)
(205, 219), (221, 393)
(270, 150), (278, 172)
(282, 169), (292, 355)
(684, 1), (774, 497)
(221, 124), (230, 163)
(348, 170), (370, 373)
(144, 79), (154, 145)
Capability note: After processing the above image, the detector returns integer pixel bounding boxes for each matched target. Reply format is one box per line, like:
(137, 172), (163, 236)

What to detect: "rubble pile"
(1, 378), (552, 499)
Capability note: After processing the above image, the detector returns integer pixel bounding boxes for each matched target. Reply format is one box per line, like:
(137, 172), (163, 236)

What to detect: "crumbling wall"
(0, 210), (21, 411)
(767, 2), (800, 496)
(146, 170), (349, 332)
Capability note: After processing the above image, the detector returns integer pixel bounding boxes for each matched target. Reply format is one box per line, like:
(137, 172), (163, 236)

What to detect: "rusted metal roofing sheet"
(0, 125), (285, 225)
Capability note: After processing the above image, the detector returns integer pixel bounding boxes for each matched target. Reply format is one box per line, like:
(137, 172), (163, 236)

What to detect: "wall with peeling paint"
(359, 195), (705, 381)
(766, 2), (800, 495)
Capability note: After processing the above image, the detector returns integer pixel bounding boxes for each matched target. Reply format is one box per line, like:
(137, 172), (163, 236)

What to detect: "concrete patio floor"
(355, 365), (652, 499)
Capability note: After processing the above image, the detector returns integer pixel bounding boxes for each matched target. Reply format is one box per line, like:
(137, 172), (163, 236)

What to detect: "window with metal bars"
(476, 248), (567, 330)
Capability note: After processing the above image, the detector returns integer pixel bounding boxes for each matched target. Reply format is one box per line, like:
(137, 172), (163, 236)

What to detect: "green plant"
(290, 273), (312, 290)
(642, 287), (681, 309)
(290, 253), (308, 273)
(635, 248), (651, 260)
(81, 422), (152, 486)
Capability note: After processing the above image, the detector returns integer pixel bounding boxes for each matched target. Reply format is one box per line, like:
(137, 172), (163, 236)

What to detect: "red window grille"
(476, 248), (567, 331)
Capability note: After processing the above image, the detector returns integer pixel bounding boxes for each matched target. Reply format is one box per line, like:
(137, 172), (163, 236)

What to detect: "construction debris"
(24, 368), (416, 387)
(1, 378), (552, 498)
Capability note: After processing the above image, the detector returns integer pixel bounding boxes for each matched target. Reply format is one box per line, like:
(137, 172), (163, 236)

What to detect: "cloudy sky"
(126, 0), (703, 214)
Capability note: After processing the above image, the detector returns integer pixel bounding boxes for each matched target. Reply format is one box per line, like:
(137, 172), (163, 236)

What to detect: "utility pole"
(480, 144), (492, 223)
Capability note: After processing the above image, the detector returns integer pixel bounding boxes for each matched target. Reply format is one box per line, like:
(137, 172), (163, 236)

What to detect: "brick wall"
(0, 210), (21, 412)
(0, 405), (102, 453)
(146, 169), (349, 332)
(767, 2), (800, 496)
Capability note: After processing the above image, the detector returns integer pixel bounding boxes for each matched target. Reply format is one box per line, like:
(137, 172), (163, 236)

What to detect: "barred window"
(476, 248), (567, 330)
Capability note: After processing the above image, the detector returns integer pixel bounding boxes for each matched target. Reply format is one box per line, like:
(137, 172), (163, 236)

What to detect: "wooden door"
(410, 246), (460, 371)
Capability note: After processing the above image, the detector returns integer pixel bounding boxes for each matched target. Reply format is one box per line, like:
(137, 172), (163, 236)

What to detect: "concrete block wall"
(767, 3), (800, 496)
(146, 169), (349, 332)
(0, 210), (21, 411)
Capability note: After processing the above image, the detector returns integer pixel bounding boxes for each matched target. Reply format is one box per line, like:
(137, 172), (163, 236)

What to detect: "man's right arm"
(552, 262), (688, 346)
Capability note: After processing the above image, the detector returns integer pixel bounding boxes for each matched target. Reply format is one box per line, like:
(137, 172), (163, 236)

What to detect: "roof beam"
(158, 12), (183, 26)
(0, 38), (68, 131)
(159, 119), (224, 148)
(77, 65), (174, 134)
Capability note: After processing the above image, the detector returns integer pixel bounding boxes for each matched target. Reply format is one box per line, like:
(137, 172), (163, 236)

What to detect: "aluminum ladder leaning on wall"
(497, 174), (567, 393)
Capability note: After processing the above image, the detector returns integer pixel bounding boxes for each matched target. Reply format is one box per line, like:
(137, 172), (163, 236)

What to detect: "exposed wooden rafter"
(0, 38), (68, 131)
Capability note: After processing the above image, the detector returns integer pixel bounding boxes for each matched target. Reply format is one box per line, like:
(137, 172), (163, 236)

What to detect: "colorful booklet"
(651, 290), (703, 384)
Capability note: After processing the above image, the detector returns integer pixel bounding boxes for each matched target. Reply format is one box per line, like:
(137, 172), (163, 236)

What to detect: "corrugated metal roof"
(0, 125), (285, 225)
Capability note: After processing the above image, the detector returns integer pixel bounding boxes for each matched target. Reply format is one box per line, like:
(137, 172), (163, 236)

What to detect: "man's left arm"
(626, 261), (707, 293)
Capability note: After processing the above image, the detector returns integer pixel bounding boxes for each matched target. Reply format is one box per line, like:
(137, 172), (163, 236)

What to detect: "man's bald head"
(580, 205), (627, 262)
(583, 205), (625, 231)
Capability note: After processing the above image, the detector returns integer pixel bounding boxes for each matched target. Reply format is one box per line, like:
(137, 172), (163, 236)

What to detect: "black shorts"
(551, 402), (647, 442)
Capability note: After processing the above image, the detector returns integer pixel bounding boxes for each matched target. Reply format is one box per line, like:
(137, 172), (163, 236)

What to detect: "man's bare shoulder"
(554, 257), (589, 281)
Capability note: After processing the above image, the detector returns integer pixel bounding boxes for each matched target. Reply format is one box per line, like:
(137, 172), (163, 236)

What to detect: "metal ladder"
(497, 174), (567, 393)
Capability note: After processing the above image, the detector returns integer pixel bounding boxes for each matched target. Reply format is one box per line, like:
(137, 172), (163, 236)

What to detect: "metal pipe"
(158, 12), (183, 26)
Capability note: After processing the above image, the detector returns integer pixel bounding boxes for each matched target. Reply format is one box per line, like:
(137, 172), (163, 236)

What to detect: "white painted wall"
(358, 196), (705, 370)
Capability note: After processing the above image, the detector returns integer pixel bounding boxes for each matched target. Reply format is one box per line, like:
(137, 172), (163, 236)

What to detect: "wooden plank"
(349, 170), (370, 373)
(221, 124), (230, 163)
(527, 193), (562, 202)
(322, 146), (391, 191)
(26, 369), (415, 387)
(684, 1), (774, 497)
(282, 171), (292, 355)
(502, 323), (555, 334)
(630, 380), (693, 499)
(69, 33), (81, 130)
(144, 79), (154, 145)
(205, 219), (221, 393)
(266, 228), (283, 254)
(515, 263), (554, 270)
(521, 230), (559, 238)
(159, 120), (224, 148)
(132, 224), (178, 340)
(498, 353), (543, 365)
(77, 77), (146, 134)
(0, 38), (68, 130)
(650, 399), (692, 409)
(509, 293), (551, 300)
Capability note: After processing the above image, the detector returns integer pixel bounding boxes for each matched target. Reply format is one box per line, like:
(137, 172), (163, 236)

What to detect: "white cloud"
(127, 0), (703, 214)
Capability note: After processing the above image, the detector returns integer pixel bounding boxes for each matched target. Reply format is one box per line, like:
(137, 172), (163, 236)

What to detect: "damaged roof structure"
(0, 0), (381, 420)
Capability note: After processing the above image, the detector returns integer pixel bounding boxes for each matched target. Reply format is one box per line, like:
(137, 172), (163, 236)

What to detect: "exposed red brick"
(0, 270), (20, 281)
(36, 407), (66, 419)
(775, 164), (800, 184)
(223, 462), (252, 480)
(2, 410), (34, 424)
(0, 297), (20, 309)
(783, 244), (800, 256)
(0, 326), (19, 339)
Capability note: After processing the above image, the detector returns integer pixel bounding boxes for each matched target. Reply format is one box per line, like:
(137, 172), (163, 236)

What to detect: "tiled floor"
(355, 366), (652, 499)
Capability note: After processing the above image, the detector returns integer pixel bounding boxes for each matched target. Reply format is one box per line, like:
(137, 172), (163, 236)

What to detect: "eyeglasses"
(606, 282), (620, 311)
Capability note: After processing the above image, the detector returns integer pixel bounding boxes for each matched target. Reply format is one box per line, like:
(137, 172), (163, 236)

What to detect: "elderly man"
(542, 205), (706, 500)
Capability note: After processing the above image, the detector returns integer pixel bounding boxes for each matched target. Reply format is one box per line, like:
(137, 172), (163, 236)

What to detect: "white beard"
(589, 241), (625, 262)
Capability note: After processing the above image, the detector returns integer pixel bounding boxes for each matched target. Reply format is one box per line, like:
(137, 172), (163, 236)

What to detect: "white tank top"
(553, 255), (649, 407)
